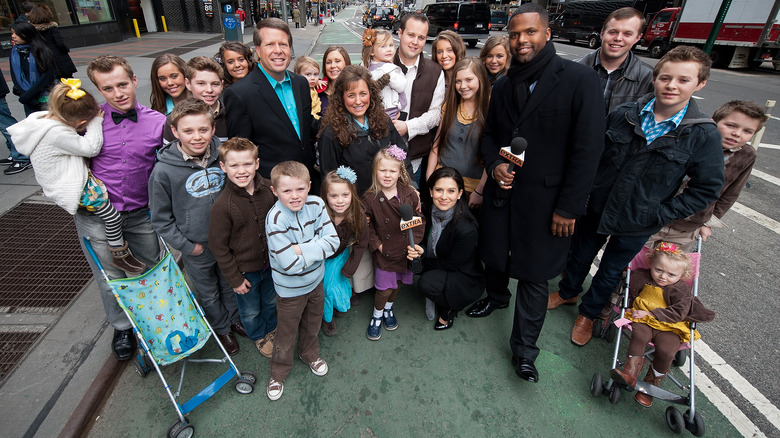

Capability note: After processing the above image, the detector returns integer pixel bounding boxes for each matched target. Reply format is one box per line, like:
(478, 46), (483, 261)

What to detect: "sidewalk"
(0, 24), (322, 438)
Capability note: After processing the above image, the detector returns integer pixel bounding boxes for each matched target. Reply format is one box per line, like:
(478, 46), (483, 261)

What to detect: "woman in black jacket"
(28, 5), (76, 79)
(407, 167), (485, 330)
(9, 22), (55, 116)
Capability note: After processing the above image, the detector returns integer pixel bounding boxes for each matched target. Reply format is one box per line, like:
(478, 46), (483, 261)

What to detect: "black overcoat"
(223, 67), (316, 180)
(479, 54), (605, 282)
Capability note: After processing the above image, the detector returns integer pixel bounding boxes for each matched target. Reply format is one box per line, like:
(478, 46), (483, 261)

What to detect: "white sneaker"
(301, 356), (328, 376)
(267, 378), (284, 401)
(425, 298), (436, 321)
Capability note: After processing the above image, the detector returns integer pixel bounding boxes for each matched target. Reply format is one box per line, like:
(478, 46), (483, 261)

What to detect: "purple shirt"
(91, 101), (166, 211)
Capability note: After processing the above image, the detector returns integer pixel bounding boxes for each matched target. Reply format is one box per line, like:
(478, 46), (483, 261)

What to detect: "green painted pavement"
(88, 278), (740, 437)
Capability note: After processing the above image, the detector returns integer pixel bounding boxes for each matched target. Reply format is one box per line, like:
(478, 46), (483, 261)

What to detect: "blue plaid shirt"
(640, 98), (689, 146)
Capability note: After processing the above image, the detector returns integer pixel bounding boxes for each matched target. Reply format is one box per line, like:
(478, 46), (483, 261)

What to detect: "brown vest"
(394, 53), (443, 160)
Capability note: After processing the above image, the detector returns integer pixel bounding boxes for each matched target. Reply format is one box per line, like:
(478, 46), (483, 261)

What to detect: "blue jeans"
(0, 97), (24, 161)
(235, 268), (277, 341)
(558, 213), (650, 319)
(75, 208), (161, 330)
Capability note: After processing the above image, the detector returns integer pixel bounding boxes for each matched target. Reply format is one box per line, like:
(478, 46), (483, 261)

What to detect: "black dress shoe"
(434, 314), (455, 330)
(465, 298), (509, 318)
(112, 328), (135, 361)
(512, 356), (539, 383)
(231, 320), (248, 338)
(217, 331), (240, 356)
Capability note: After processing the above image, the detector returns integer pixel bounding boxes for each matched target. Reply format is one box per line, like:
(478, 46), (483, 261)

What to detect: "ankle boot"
(610, 355), (646, 389)
(110, 242), (147, 277)
(635, 366), (665, 407)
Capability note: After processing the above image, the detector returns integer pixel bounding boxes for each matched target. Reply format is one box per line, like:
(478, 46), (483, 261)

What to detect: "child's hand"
(292, 244), (302, 255)
(378, 244), (383, 253)
(233, 278), (251, 294)
(631, 309), (649, 319)
(190, 243), (205, 256)
(316, 79), (328, 89)
(407, 244), (423, 260)
(97, 110), (105, 119)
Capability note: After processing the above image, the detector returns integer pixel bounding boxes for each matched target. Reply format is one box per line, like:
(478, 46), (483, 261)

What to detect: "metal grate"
(0, 203), (93, 313)
(0, 330), (45, 381)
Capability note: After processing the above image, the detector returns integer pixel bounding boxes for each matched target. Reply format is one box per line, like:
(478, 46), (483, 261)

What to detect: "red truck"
(640, 0), (780, 68)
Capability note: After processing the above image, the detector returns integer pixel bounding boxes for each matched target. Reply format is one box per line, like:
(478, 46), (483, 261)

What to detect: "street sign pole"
(703, 0), (732, 54)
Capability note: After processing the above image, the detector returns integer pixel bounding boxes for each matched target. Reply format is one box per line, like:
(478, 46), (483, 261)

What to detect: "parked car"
(554, 0), (634, 48)
(423, 1), (491, 48)
(368, 7), (395, 29)
(490, 10), (507, 31)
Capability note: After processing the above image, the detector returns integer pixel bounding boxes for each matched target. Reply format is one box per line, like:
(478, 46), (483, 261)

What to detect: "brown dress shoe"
(571, 315), (594, 346)
(635, 367), (666, 407)
(547, 291), (578, 310)
(610, 355), (646, 389)
(216, 331), (239, 356)
(231, 320), (248, 338)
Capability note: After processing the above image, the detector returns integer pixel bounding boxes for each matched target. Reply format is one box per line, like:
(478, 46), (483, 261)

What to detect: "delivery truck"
(640, 0), (780, 68)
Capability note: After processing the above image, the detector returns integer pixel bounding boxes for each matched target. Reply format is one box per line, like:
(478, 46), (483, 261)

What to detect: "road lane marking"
(770, 116), (779, 122)
(755, 143), (780, 150)
(695, 341), (780, 431)
(750, 169), (780, 186)
(678, 361), (768, 438)
(730, 202), (780, 234)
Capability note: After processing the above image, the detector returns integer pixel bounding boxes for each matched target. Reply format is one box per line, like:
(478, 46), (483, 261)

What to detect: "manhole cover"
(0, 203), (93, 313)
(0, 330), (45, 381)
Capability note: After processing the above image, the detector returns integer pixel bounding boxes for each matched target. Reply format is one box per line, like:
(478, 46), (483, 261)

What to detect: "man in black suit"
(469, 3), (605, 382)
(223, 18), (318, 187)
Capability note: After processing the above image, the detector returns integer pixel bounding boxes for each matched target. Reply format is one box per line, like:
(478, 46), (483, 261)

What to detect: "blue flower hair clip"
(336, 165), (358, 184)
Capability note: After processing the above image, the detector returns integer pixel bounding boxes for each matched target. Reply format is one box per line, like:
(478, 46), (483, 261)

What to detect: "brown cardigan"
(363, 184), (425, 272)
(208, 173), (276, 288)
(393, 52), (443, 160)
(332, 210), (369, 278)
(628, 269), (715, 323)
(670, 145), (757, 232)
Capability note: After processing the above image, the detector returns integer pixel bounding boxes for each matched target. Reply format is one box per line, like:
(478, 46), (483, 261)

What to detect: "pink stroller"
(590, 237), (707, 437)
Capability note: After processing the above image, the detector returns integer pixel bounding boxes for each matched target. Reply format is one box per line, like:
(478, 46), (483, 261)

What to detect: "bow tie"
(111, 108), (138, 124)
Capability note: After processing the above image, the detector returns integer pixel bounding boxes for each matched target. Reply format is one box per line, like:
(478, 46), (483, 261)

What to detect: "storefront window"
(74, 0), (113, 24)
(43, 0), (77, 25)
(0, 0), (16, 32)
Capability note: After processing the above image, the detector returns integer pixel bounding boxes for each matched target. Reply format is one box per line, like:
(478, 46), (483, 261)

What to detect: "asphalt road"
(344, 10), (780, 435)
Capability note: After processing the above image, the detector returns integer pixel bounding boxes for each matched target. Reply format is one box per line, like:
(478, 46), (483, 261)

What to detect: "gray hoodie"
(148, 136), (224, 255)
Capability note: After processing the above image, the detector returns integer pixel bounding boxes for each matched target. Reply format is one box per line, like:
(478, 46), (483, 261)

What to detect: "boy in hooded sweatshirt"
(148, 97), (243, 356)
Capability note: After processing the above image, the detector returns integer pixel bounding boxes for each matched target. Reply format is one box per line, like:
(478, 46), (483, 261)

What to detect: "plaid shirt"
(640, 98), (689, 145)
(592, 55), (629, 114)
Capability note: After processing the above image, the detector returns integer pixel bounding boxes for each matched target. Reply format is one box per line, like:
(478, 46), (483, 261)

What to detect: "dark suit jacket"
(479, 54), (605, 282)
(223, 67), (316, 179)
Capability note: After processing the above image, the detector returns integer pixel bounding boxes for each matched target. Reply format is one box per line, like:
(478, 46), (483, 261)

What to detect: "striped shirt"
(265, 195), (340, 297)
(640, 98), (689, 145)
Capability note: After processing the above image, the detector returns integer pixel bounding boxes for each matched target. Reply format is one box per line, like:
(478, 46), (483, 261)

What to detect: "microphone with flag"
(399, 203), (423, 274)
(493, 137), (528, 208)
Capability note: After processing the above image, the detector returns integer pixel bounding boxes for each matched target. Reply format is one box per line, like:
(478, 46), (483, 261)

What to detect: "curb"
(59, 355), (127, 438)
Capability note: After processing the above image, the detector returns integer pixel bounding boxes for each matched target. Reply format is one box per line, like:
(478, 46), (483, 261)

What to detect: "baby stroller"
(84, 238), (257, 438)
(590, 237), (706, 437)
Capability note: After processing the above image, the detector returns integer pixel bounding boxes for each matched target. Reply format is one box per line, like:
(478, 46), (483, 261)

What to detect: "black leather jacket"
(578, 49), (654, 114)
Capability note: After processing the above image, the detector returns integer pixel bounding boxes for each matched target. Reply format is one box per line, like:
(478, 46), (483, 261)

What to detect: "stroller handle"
(83, 237), (107, 273)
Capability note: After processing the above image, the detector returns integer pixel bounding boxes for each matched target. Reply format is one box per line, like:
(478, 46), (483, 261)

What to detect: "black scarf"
(507, 41), (556, 108)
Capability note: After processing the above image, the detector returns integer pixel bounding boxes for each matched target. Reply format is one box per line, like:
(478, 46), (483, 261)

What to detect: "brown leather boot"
(610, 355), (646, 389)
(110, 242), (147, 277)
(635, 367), (665, 407)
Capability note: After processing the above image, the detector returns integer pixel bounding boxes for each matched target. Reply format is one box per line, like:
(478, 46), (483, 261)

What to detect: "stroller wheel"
(608, 385), (621, 404)
(605, 323), (617, 343)
(240, 371), (257, 385)
(666, 406), (685, 434)
(685, 409), (705, 437)
(590, 373), (603, 397)
(168, 418), (194, 438)
(235, 379), (255, 394)
(592, 319), (604, 338)
(133, 356), (148, 378)
(673, 350), (688, 367)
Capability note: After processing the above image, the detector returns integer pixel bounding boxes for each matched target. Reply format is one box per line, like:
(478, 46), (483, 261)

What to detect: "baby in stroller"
(610, 242), (715, 407)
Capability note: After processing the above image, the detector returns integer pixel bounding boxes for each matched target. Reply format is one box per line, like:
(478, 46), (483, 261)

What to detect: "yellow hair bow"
(61, 78), (86, 100)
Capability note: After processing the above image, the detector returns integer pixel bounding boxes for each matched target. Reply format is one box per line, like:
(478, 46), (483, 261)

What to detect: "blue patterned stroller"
(84, 238), (256, 438)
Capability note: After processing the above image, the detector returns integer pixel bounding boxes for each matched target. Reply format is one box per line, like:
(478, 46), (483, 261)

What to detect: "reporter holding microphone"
(467, 4), (604, 383)
(407, 168), (484, 330)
